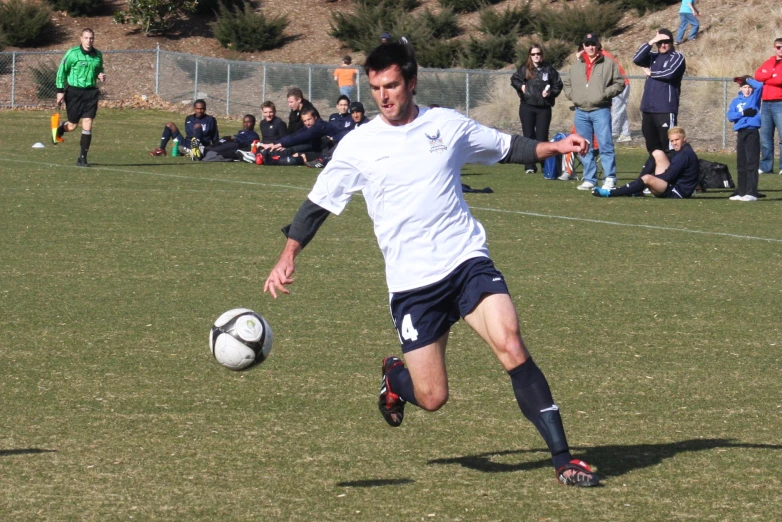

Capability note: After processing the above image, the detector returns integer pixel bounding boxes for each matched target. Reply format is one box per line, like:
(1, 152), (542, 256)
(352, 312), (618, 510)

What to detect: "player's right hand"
(264, 258), (295, 298)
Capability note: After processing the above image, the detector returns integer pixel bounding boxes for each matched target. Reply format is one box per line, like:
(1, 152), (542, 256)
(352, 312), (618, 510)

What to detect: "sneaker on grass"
(592, 187), (612, 197)
(602, 177), (616, 189)
(576, 181), (595, 191)
(557, 459), (600, 487)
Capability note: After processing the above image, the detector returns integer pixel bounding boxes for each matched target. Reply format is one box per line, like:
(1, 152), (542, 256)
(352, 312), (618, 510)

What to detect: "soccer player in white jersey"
(264, 42), (599, 487)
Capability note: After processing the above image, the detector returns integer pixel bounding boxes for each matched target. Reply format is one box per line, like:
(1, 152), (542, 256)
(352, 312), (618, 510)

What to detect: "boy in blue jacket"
(727, 76), (763, 201)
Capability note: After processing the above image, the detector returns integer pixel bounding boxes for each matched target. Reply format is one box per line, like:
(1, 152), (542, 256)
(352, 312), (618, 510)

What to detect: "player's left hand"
(98, 72), (106, 82)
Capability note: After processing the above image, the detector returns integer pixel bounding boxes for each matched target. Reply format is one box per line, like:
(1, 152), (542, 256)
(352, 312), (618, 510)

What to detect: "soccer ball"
(209, 308), (273, 371)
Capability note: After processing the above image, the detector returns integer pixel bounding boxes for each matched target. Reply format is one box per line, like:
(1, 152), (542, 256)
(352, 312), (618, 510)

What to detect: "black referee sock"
(611, 177), (646, 197)
(509, 359), (572, 470)
(80, 130), (92, 158)
(387, 362), (419, 407)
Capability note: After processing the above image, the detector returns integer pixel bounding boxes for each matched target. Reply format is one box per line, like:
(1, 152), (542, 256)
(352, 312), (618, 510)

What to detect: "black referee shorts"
(65, 86), (100, 124)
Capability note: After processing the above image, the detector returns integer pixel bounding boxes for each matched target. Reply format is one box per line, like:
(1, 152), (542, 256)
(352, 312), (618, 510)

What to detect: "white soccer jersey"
(308, 107), (512, 293)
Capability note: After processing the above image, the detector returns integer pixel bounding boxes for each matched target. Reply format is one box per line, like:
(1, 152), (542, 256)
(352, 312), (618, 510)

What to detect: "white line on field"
(4, 158), (781, 243)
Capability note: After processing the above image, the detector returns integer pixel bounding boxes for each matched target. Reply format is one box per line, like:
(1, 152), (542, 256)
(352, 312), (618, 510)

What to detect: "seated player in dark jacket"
(149, 99), (219, 158)
(256, 107), (341, 166)
(593, 127), (699, 198)
(328, 95), (353, 132)
(286, 87), (316, 135)
(259, 101), (288, 144)
(348, 101), (370, 129)
(201, 114), (260, 161)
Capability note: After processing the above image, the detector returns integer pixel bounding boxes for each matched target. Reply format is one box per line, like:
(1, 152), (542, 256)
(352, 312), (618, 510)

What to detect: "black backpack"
(698, 160), (735, 191)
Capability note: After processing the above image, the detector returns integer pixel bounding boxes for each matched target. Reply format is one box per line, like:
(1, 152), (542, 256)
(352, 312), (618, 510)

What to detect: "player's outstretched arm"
(535, 133), (589, 160)
(264, 238), (302, 298)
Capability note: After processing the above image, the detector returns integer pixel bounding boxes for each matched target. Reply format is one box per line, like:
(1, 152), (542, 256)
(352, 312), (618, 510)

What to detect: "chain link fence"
(0, 47), (739, 150)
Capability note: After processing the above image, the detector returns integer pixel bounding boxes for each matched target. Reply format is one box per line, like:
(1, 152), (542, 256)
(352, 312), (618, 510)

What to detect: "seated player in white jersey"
(263, 42), (599, 487)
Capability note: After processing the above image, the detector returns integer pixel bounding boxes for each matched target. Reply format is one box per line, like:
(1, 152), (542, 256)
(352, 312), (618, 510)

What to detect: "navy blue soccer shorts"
(388, 256), (510, 353)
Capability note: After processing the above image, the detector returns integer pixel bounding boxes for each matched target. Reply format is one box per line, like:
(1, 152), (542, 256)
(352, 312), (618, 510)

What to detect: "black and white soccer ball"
(209, 308), (273, 371)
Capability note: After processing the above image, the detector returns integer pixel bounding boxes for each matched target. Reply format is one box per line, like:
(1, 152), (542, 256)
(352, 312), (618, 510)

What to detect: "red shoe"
(255, 153), (264, 165)
(378, 356), (406, 427)
(149, 148), (166, 156)
(556, 459), (600, 487)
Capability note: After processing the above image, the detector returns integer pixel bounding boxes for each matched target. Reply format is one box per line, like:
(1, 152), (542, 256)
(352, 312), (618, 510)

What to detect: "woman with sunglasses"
(511, 44), (563, 174)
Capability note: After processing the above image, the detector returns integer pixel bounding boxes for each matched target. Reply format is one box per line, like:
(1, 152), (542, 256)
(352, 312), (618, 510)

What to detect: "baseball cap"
(734, 75), (751, 86)
(349, 101), (365, 113)
(583, 33), (599, 45)
(380, 32), (392, 41)
(657, 28), (674, 42)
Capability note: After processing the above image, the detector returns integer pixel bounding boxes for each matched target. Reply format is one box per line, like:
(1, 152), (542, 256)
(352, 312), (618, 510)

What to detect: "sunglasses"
(583, 43), (597, 47)
(530, 52), (542, 56)
(656, 40), (672, 46)
(776, 45), (782, 50)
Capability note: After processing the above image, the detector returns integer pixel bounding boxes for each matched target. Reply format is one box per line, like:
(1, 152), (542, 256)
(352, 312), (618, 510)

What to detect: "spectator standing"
(287, 87), (316, 134)
(602, 49), (632, 143)
(333, 56), (358, 99)
(754, 38), (782, 175)
(727, 76), (763, 201)
(53, 28), (106, 167)
(563, 33), (624, 190)
(259, 101), (288, 144)
(633, 29), (686, 154)
(510, 44), (563, 173)
(675, 0), (700, 45)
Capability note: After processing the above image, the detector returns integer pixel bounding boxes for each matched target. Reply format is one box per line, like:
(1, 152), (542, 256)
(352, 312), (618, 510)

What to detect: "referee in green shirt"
(54, 28), (106, 167)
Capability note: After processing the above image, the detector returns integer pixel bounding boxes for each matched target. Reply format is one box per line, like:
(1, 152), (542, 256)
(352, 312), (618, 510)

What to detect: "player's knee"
(165, 122), (176, 131)
(416, 388), (448, 411)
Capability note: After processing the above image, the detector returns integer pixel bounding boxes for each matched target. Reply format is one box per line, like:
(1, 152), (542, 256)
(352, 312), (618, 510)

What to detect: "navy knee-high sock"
(80, 130), (92, 158)
(509, 359), (572, 469)
(387, 363), (419, 407)
(160, 127), (172, 149)
(611, 177), (647, 197)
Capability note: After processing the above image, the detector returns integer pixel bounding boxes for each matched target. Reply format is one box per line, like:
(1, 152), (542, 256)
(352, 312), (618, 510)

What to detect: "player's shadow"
(336, 478), (415, 488)
(0, 448), (56, 457)
(427, 439), (782, 478)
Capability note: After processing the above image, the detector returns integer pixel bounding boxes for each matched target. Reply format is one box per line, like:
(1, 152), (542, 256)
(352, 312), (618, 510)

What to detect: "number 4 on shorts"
(400, 314), (418, 342)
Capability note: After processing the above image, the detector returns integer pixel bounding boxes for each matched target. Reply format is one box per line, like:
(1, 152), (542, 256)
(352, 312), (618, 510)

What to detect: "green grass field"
(1, 109), (781, 520)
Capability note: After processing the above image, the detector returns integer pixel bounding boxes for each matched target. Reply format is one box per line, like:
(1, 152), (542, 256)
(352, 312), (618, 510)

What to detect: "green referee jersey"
(56, 45), (104, 93)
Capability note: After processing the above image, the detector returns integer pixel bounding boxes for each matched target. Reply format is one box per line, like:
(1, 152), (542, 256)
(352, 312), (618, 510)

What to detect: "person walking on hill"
(675, 0), (701, 45)
(53, 28), (106, 167)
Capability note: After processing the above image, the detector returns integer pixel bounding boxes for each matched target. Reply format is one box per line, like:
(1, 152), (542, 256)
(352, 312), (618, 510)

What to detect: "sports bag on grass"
(543, 133), (567, 180)
(698, 160), (735, 191)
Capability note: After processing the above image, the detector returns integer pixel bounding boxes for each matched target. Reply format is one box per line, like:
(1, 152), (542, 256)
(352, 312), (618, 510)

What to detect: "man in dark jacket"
(593, 127), (699, 198)
(258, 107), (341, 164)
(633, 29), (686, 154)
(286, 87), (316, 134)
(348, 101), (370, 129)
(201, 114), (260, 161)
(150, 99), (219, 159)
(260, 101), (288, 144)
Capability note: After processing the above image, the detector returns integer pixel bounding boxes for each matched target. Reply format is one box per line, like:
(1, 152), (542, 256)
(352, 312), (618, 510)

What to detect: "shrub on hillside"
(330, 2), (404, 52)
(461, 34), (518, 70)
(438, 0), (501, 15)
(0, 0), (54, 47)
(417, 39), (463, 69)
(31, 61), (58, 99)
(113, 0), (197, 36)
(45, 0), (105, 17)
(533, 2), (623, 45)
(517, 38), (572, 70)
(193, 0), (248, 16)
(357, 0), (420, 10)
(421, 7), (460, 40)
(212, 4), (288, 52)
(595, 0), (678, 15)
(477, 1), (534, 37)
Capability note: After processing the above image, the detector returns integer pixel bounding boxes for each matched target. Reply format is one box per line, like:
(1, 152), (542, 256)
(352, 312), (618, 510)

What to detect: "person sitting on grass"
(259, 101), (288, 144)
(348, 101), (369, 129)
(258, 107), (342, 161)
(328, 95), (353, 131)
(201, 114), (260, 162)
(593, 126), (699, 198)
(150, 99), (219, 159)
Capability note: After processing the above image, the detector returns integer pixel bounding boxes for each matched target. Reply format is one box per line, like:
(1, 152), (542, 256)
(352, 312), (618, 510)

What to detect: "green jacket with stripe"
(56, 46), (104, 93)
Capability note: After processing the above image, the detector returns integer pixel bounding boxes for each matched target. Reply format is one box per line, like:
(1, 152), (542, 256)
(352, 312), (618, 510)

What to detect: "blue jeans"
(676, 13), (699, 43)
(339, 85), (355, 100)
(574, 108), (616, 185)
(759, 100), (782, 173)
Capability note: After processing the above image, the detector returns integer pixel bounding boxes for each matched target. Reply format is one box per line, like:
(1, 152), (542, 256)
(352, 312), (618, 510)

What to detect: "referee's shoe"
(77, 156), (90, 167)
